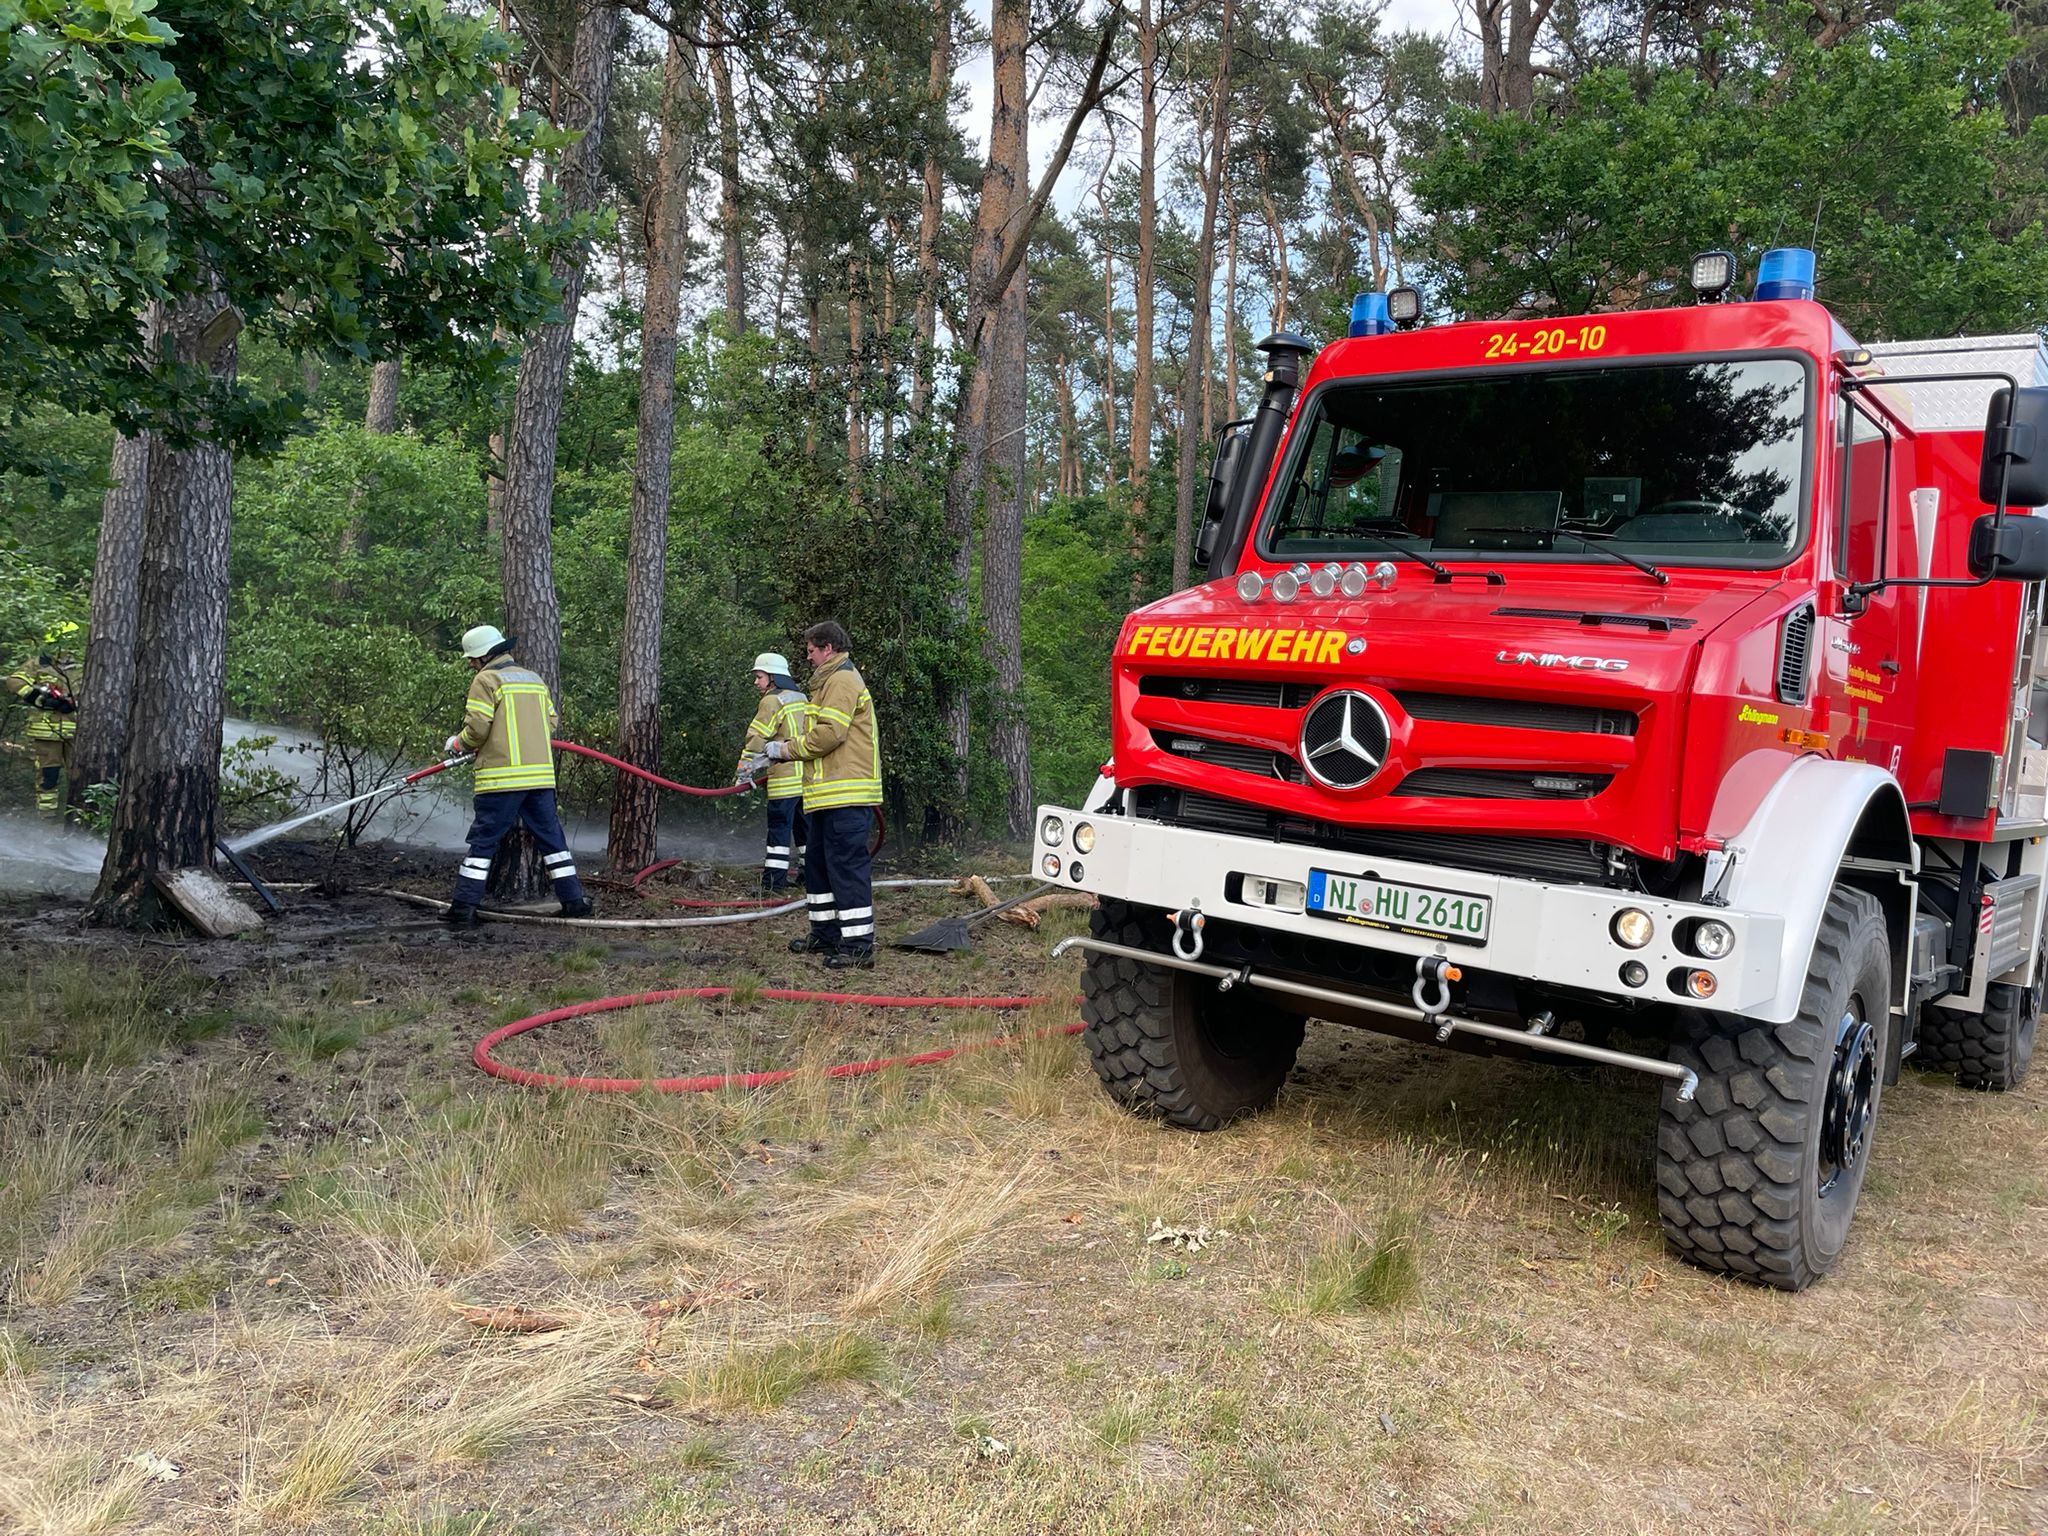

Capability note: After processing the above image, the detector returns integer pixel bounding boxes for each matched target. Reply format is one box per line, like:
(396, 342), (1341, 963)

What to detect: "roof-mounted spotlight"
(1386, 286), (1424, 328)
(1688, 250), (1736, 303)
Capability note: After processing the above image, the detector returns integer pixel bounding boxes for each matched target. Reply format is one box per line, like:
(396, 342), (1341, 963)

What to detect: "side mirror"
(1979, 387), (2048, 508)
(1968, 511), (2048, 580)
(1193, 419), (1253, 570)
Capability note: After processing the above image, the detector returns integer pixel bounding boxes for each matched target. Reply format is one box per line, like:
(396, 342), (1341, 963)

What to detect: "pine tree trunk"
(1128, 0), (1159, 594)
(1222, 181), (1240, 422)
(499, 0), (619, 703)
(1172, 0), (1234, 592)
(90, 285), (237, 925)
(366, 356), (401, 432)
(707, 3), (747, 331)
(846, 254), (866, 499)
(982, 0), (1032, 840)
(1096, 156), (1118, 489)
(607, 30), (694, 877)
(910, 0), (949, 420)
(69, 308), (157, 811)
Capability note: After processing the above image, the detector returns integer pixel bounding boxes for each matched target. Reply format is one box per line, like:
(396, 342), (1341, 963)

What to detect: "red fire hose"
(455, 743), (1053, 1093)
(474, 987), (1081, 1094)
(551, 739), (752, 798)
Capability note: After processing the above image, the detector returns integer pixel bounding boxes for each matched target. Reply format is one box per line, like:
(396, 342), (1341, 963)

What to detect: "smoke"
(0, 813), (101, 896)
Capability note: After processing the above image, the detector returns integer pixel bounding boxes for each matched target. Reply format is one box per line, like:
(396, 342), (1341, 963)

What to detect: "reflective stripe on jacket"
(738, 688), (808, 799)
(790, 653), (882, 811)
(458, 656), (558, 793)
(3, 657), (78, 742)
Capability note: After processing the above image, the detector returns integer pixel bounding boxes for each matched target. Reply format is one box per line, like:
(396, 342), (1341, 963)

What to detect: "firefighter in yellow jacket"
(440, 624), (593, 928)
(748, 621), (883, 968)
(4, 623), (82, 818)
(734, 652), (810, 890)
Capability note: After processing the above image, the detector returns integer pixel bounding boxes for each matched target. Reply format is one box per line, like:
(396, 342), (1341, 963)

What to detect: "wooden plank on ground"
(153, 867), (265, 937)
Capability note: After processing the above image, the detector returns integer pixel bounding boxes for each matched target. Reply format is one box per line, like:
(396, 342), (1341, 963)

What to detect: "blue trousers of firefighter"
(451, 789), (587, 909)
(763, 796), (808, 889)
(803, 805), (873, 951)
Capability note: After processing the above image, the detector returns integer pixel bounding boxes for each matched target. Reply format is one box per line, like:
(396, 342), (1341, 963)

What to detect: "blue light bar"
(1754, 247), (1817, 302)
(1349, 292), (1392, 338)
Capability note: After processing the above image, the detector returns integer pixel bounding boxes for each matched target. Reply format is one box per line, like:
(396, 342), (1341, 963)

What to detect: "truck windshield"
(1259, 358), (1809, 567)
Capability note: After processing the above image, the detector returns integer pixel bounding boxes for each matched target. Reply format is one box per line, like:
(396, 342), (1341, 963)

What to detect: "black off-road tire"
(1657, 886), (1891, 1292)
(1916, 934), (2040, 1092)
(1079, 900), (1305, 1131)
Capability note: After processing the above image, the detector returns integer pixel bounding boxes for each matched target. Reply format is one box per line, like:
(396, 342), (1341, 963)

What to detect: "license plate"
(1306, 869), (1492, 945)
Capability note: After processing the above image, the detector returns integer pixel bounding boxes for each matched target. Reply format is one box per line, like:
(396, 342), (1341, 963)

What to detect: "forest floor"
(1, 838), (2044, 1536)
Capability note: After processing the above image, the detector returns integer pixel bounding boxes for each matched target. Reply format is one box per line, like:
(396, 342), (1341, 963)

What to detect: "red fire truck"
(1034, 248), (2048, 1290)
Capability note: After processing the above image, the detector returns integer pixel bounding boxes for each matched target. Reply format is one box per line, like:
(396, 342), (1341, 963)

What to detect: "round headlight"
(1236, 570), (1266, 601)
(1072, 821), (1096, 854)
(1686, 969), (1719, 1000)
(1272, 571), (1301, 601)
(1041, 852), (1062, 877)
(1040, 814), (1064, 847)
(1309, 566), (1338, 598)
(1691, 919), (1735, 959)
(1339, 563), (1369, 598)
(1612, 908), (1654, 949)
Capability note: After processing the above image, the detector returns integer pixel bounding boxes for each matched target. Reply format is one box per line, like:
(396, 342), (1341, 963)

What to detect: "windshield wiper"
(1341, 527), (1455, 580)
(1466, 526), (1668, 586)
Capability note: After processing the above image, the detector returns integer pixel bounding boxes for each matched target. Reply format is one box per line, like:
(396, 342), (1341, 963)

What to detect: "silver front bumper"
(1034, 802), (1788, 1018)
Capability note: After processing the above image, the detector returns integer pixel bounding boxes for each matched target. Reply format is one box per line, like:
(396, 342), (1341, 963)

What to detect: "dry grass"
(3, 895), (2045, 1534)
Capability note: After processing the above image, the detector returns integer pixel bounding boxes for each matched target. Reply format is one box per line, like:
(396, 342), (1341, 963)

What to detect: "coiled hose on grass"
(473, 986), (1080, 1094)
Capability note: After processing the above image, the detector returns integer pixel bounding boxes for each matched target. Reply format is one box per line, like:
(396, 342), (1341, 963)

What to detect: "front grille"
(1391, 767), (1612, 800)
(1137, 787), (1616, 884)
(1391, 690), (1638, 736)
(1155, 732), (1304, 784)
(1138, 676), (1319, 709)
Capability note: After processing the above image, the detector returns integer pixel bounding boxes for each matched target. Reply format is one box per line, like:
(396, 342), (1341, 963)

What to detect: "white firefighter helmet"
(752, 652), (791, 677)
(461, 624), (510, 659)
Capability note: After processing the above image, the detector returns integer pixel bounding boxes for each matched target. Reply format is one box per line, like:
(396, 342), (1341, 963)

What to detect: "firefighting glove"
(762, 740), (790, 761)
(738, 752), (771, 782)
(52, 692), (76, 713)
(444, 734), (464, 756)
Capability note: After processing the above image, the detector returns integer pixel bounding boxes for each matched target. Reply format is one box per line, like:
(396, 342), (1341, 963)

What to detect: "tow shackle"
(1170, 904), (1207, 961)
(1412, 954), (1462, 1020)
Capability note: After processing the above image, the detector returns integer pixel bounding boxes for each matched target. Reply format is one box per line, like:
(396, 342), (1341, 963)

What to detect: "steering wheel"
(1622, 499), (1775, 541)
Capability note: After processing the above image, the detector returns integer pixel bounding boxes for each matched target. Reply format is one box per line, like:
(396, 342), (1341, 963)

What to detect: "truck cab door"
(1824, 394), (1912, 778)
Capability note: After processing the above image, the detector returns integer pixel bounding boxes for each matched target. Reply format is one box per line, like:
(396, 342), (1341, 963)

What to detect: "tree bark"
(981, 0), (1032, 839)
(1172, 0), (1234, 592)
(846, 253), (866, 499)
(1128, 0), (1159, 593)
(366, 356), (401, 433)
(1473, 0), (1555, 116)
(910, 0), (950, 420)
(1094, 151), (1118, 489)
(706, 0), (747, 331)
(1221, 177), (1239, 424)
(499, 0), (619, 702)
(607, 29), (695, 877)
(68, 308), (158, 811)
(91, 283), (237, 924)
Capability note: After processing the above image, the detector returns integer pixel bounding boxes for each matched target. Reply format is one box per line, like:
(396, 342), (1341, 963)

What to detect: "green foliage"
(1022, 495), (1121, 806)
(0, 0), (569, 476)
(1414, 0), (2048, 337)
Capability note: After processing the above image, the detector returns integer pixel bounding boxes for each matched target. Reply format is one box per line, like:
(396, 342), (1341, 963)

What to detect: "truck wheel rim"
(1819, 1008), (1876, 1197)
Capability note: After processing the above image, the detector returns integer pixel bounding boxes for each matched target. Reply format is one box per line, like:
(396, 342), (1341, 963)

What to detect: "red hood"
(1108, 568), (1788, 862)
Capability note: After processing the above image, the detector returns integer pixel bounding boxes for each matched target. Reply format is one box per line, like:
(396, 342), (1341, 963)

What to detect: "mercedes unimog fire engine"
(1033, 247), (2048, 1290)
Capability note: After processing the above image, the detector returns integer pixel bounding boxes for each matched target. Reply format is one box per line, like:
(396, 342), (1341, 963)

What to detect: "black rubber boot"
(559, 897), (594, 918)
(788, 933), (835, 955)
(445, 902), (479, 929)
(825, 944), (875, 970)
